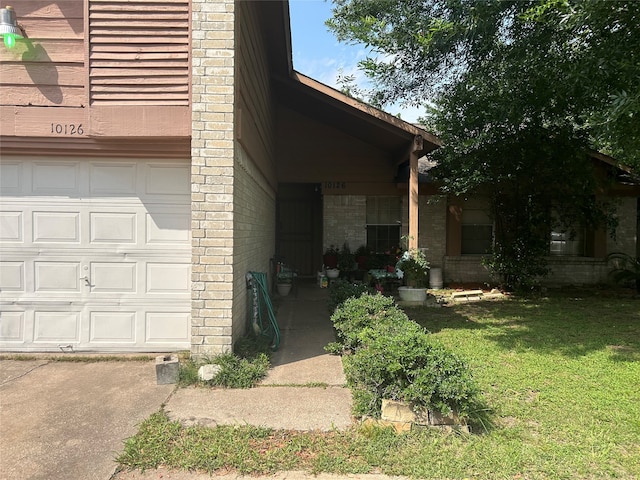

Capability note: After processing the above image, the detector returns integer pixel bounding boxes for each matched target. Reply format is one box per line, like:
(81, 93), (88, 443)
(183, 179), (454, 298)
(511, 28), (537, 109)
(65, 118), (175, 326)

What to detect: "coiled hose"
(246, 271), (280, 351)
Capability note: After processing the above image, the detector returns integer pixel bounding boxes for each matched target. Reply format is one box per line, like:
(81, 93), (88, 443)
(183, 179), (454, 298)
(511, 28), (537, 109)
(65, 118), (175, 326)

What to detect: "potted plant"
(337, 242), (355, 275)
(323, 245), (339, 269)
(395, 248), (430, 302)
(276, 271), (294, 296)
(355, 245), (370, 271)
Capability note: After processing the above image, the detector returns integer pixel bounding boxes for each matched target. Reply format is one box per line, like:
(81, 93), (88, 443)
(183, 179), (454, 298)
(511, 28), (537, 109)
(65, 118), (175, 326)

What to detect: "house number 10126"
(51, 123), (84, 135)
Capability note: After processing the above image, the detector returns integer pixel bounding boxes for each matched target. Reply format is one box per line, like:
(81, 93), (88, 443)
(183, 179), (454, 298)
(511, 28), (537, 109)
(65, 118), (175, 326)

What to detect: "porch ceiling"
(272, 72), (441, 160)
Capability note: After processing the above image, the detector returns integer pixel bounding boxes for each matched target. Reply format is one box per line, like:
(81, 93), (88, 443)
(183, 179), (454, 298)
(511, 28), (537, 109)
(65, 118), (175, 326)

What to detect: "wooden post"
(408, 135), (423, 250)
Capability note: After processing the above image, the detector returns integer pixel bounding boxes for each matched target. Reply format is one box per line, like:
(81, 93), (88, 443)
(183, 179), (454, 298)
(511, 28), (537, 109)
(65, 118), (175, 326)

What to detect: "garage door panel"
(90, 212), (137, 243)
(146, 312), (190, 343)
(0, 161), (22, 194)
(33, 311), (80, 343)
(146, 209), (190, 244)
(33, 211), (80, 243)
(146, 263), (190, 293)
(32, 161), (80, 194)
(34, 262), (81, 292)
(89, 162), (137, 195)
(146, 163), (190, 196)
(90, 311), (136, 343)
(90, 262), (137, 293)
(0, 312), (25, 342)
(0, 211), (23, 241)
(0, 261), (25, 291)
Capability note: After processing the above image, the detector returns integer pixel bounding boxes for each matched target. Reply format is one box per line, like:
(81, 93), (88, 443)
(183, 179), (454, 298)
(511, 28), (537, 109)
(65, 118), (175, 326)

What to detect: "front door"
(276, 184), (322, 277)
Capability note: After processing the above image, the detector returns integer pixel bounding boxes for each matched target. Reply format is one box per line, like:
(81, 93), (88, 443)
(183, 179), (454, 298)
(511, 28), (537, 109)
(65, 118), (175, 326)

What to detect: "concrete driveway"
(0, 359), (173, 480)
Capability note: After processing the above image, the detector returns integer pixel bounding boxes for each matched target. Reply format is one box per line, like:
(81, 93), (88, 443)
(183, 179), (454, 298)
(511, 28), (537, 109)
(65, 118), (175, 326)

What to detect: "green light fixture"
(1, 6), (24, 49)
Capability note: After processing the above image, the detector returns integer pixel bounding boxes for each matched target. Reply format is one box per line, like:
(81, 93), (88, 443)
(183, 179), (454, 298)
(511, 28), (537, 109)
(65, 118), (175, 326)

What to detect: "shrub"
(607, 252), (640, 293)
(344, 321), (479, 418)
(327, 278), (373, 314)
(330, 293), (480, 419)
(483, 239), (549, 292)
(330, 293), (406, 352)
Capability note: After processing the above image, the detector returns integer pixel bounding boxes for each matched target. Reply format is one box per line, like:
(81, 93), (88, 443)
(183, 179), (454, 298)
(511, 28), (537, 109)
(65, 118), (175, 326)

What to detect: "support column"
(408, 135), (423, 250)
(190, 0), (236, 359)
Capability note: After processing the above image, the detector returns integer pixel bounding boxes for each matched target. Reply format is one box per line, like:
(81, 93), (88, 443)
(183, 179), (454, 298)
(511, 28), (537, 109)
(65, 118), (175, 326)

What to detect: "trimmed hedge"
(330, 293), (480, 418)
(330, 293), (406, 352)
(327, 278), (373, 314)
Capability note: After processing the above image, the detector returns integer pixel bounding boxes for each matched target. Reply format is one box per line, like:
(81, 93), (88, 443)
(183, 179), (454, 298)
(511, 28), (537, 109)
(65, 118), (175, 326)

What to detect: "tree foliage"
(328, 0), (637, 289)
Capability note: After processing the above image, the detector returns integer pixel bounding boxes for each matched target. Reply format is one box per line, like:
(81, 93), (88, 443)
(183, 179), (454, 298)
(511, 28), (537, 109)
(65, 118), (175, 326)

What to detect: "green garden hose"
(247, 271), (280, 350)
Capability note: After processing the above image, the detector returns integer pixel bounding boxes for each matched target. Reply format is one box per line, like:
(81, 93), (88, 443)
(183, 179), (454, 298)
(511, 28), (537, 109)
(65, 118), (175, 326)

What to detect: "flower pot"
(398, 286), (427, 302)
(323, 254), (338, 269)
(276, 283), (292, 296)
(326, 268), (340, 279)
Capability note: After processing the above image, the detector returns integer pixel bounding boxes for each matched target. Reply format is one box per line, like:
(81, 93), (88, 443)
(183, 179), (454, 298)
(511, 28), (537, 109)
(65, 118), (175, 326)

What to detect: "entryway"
(276, 183), (322, 277)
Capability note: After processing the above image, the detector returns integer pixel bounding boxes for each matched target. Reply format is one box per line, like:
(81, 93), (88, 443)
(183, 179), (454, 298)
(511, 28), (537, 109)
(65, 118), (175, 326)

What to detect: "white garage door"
(0, 157), (191, 352)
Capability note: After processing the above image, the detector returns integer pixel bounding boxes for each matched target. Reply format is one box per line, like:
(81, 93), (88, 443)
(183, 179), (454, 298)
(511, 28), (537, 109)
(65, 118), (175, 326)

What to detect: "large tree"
(328, 0), (638, 289)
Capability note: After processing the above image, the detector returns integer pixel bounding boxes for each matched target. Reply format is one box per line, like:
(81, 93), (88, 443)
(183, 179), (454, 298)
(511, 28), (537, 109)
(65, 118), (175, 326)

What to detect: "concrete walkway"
(164, 280), (353, 431)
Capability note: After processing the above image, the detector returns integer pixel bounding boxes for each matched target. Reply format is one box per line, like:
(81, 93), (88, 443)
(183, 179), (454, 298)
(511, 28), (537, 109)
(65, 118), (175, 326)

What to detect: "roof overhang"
(257, 0), (441, 164)
(273, 71), (441, 163)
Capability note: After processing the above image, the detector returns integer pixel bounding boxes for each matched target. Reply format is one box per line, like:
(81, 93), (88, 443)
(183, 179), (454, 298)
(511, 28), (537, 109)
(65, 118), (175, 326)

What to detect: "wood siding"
(89, 0), (190, 106)
(236, 1), (276, 189)
(0, 0), (191, 140)
(0, 1), (85, 108)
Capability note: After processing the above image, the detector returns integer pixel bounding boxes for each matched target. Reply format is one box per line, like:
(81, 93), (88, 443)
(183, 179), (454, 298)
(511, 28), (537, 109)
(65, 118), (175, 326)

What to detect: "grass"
(178, 334), (272, 388)
(117, 289), (640, 479)
(0, 354), (158, 362)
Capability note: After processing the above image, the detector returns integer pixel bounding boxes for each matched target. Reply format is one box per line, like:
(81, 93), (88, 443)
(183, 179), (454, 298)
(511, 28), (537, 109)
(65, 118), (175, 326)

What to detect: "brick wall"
(323, 194), (447, 266)
(419, 195), (447, 268)
(323, 195), (366, 252)
(443, 195), (638, 287)
(232, 145), (276, 344)
(608, 197), (637, 257)
(322, 194), (636, 288)
(190, 0), (236, 358)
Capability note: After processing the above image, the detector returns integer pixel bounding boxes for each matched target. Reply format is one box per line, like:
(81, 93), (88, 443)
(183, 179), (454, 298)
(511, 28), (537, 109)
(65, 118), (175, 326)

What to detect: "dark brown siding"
(236, 1), (277, 188)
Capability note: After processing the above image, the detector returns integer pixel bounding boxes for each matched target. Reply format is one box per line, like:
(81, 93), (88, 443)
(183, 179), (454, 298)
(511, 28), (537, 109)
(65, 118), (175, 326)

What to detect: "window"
(366, 196), (401, 253)
(549, 209), (586, 256)
(550, 228), (585, 256)
(461, 208), (493, 255)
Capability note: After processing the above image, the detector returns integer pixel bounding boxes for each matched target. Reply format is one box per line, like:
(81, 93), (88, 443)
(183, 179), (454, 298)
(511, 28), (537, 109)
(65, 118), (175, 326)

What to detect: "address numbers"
(324, 181), (347, 189)
(51, 123), (84, 135)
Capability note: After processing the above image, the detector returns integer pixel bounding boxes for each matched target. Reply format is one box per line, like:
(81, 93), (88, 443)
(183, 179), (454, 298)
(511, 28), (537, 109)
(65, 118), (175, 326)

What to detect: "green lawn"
(118, 290), (640, 479)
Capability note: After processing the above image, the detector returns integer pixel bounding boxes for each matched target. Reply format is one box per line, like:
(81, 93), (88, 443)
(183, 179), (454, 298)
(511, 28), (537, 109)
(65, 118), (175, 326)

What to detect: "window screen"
(366, 196), (401, 253)
(461, 208), (493, 255)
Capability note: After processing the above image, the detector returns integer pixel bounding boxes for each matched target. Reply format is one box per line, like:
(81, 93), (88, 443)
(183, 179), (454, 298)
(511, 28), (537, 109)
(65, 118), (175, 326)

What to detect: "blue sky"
(288, 0), (424, 123)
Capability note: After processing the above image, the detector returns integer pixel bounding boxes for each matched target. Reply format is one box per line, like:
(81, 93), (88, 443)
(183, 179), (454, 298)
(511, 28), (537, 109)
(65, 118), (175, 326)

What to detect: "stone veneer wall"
(190, 0), (236, 358)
